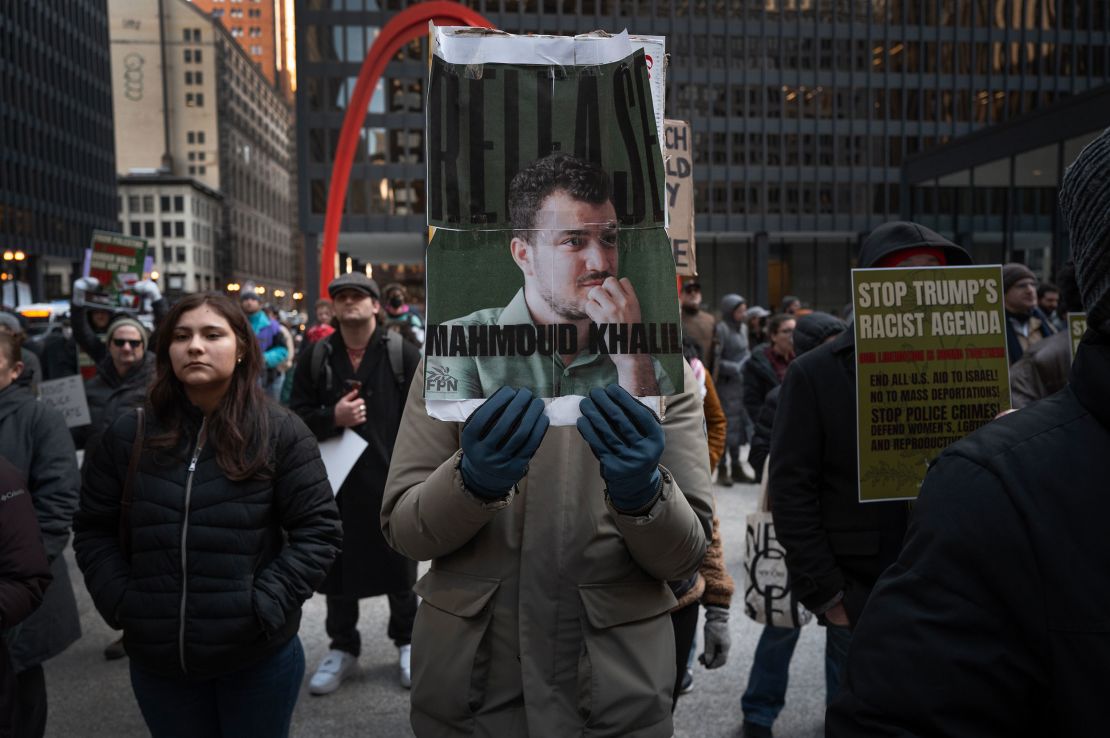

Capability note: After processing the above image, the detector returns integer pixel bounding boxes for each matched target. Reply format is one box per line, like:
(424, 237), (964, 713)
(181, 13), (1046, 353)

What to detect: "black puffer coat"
(74, 403), (342, 680)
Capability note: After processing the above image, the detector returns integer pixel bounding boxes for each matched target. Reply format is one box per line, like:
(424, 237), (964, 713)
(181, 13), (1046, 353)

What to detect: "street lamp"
(13, 251), (25, 261)
(273, 289), (286, 298)
(292, 291), (303, 301)
(256, 285), (267, 295)
(227, 282), (241, 292)
(150, 270), (160, 281)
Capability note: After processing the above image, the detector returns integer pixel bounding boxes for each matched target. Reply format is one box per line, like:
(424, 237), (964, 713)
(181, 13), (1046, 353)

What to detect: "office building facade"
(296, 0), (1110, 310)
(0, 1), (118, 302)
(190, 0), (297, 101)
(110, 0), (298, 299)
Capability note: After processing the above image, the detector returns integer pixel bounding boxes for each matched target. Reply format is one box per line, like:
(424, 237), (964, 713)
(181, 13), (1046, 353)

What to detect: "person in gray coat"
(713, 294), (755, 485)
(0, 332), (81, 738)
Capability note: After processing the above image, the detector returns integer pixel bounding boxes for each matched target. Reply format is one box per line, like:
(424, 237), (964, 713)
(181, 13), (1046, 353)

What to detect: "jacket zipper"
(178, 419), (206, 675)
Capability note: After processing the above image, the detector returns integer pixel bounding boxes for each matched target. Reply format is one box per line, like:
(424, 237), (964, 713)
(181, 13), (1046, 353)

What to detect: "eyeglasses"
(112, 339), (142, 349)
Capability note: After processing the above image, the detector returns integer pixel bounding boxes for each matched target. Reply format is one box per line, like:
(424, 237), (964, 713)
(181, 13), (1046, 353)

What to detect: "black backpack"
(309, 331), (405, 394)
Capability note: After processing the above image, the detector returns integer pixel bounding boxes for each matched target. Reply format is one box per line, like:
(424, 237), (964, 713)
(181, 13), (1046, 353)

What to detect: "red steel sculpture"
(319, 1), (495, 294)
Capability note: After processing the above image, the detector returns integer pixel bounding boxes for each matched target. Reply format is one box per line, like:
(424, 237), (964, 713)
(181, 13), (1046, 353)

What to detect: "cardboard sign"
(82, 231), (148, 310)
(39, 376), (91, 428)
(665, 120), (695, 276)
(853, 265), (1011, 502)
(422, 28), (682, 424)
(1068, 312), (1087, 360)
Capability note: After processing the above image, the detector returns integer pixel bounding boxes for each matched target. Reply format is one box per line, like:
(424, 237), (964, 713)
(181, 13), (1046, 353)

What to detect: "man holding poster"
(425, 153), (676, 400)
(383, 27), (713, 738)
(827, 126), (1110, 738)
(770, 222), (972, 700)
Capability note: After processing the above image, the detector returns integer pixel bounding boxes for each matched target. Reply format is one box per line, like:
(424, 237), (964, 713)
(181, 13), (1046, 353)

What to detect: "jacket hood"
(0, 382), (35, 424)
(720, 294), (746, 321)
(794, 313), (847, 356)
(858, 221), (972, 268)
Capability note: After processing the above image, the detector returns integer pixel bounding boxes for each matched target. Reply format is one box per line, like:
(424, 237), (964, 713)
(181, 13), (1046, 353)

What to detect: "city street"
(44, 479), (826, 738)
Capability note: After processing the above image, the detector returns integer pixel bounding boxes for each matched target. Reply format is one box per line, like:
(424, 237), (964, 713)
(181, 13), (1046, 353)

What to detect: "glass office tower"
(296, 0), (1110, 308)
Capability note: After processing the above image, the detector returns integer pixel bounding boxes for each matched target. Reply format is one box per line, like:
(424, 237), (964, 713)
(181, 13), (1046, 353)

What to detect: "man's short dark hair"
(1037, 282), (1059, 299)
(509, 153), (612, 240)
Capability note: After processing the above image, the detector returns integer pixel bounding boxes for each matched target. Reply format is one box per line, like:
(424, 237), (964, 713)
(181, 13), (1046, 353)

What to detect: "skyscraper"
(0, 1), (117, 302)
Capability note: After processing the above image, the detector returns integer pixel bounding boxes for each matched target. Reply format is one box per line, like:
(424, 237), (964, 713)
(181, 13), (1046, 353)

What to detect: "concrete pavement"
(44, 480), (827, 737)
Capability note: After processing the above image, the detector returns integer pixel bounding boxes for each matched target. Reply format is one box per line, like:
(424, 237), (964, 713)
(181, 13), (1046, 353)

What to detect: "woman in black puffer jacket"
(74, 293), (342, 738)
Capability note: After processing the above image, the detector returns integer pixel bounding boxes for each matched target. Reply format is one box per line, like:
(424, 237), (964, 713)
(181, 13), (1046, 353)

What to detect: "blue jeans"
(129, 636), (305, 738)
(741, 624), (853, 728)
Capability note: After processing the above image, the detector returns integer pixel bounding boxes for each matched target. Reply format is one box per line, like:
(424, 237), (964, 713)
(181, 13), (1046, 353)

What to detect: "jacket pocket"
(411, 569), (500, 726)
(576, 580), (676, 732)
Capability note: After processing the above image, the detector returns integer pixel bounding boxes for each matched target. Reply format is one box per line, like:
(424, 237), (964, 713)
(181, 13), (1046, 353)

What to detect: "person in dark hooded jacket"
(769, 221), (972, 705)
(827, 125), (1110, 738)
(0, 332), (82, 738)
(0, 456), (51, 738)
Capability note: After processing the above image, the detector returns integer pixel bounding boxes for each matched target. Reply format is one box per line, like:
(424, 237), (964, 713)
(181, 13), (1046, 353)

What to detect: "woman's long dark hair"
(148, 292), (271, 480)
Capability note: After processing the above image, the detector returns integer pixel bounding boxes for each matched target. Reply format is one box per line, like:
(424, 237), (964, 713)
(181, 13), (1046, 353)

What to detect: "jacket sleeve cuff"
(453, 451), (515, 511)
(813, 590), (845, 615)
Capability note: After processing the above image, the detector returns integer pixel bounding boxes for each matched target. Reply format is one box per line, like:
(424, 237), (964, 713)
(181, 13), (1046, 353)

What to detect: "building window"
(248, 8), (261, 17)
(176, 246), (187, 263)
(188, 165), (196, 175)
(198, 152), (206, 161)
(175, 221), (186, 237)
(128, 195), (141, 212)
(249, 27), (262, 37)
(231, 8), (243, 17)
(231, 27), (244, 37)
(212, 9), (223, 17)
(174, 195), (184, 211)
(250, 45), (263, 55)
(162, 246), (172, 263)
(185, 93), (204, 107)
(162, 221), (172, 237)
(143, 196), (154, 213)
(198, 166), (207, 175)
(187, 131), (195, 144)
(130, 222), (141, 237)
(160, 196), (171, 212)
(144, 222), (155, 238)
(188, 152), (196, 161)
(197, 131), (205, 144)
(184, 49), (193, 63)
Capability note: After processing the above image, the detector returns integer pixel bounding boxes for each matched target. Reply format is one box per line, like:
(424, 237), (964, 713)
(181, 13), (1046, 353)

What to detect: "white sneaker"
(308, 649), (357, 695)
(398, 644), (412, 689)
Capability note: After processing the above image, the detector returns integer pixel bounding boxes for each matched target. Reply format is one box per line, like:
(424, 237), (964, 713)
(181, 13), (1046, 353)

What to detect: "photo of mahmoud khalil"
(424, 151), (681, 400)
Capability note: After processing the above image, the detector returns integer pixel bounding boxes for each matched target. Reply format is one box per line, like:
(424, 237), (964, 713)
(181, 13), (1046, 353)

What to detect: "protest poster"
(1068, 312), (1087, 360)
(854, 265), (1011, 502)
(423, 27), (683, 423)
(39, 376), (91, 428)
(664, 119), (695, 276)
(82, 231), (148, 310)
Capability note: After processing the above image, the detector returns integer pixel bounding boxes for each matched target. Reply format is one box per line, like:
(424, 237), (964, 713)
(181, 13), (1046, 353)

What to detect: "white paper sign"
(39, 376), (91, 428)
(317, 429), (369, 497)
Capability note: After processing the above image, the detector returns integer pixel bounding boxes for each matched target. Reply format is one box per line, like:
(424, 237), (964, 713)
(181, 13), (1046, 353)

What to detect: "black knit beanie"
(1059, 127), (1110, 328)
(1002, 263), (1037, 294)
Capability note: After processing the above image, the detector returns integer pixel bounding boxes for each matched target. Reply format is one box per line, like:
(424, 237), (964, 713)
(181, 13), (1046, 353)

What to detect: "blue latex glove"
(576, 384), (665, 513)
(460, 387), (549, 499)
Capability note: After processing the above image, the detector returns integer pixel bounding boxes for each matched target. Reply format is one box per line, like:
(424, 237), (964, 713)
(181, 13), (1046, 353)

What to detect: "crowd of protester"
(0, 127), (1106, 737)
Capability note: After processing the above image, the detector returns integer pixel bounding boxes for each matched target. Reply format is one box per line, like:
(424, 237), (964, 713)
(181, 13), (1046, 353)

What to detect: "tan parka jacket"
(382, 361), (714, 738)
